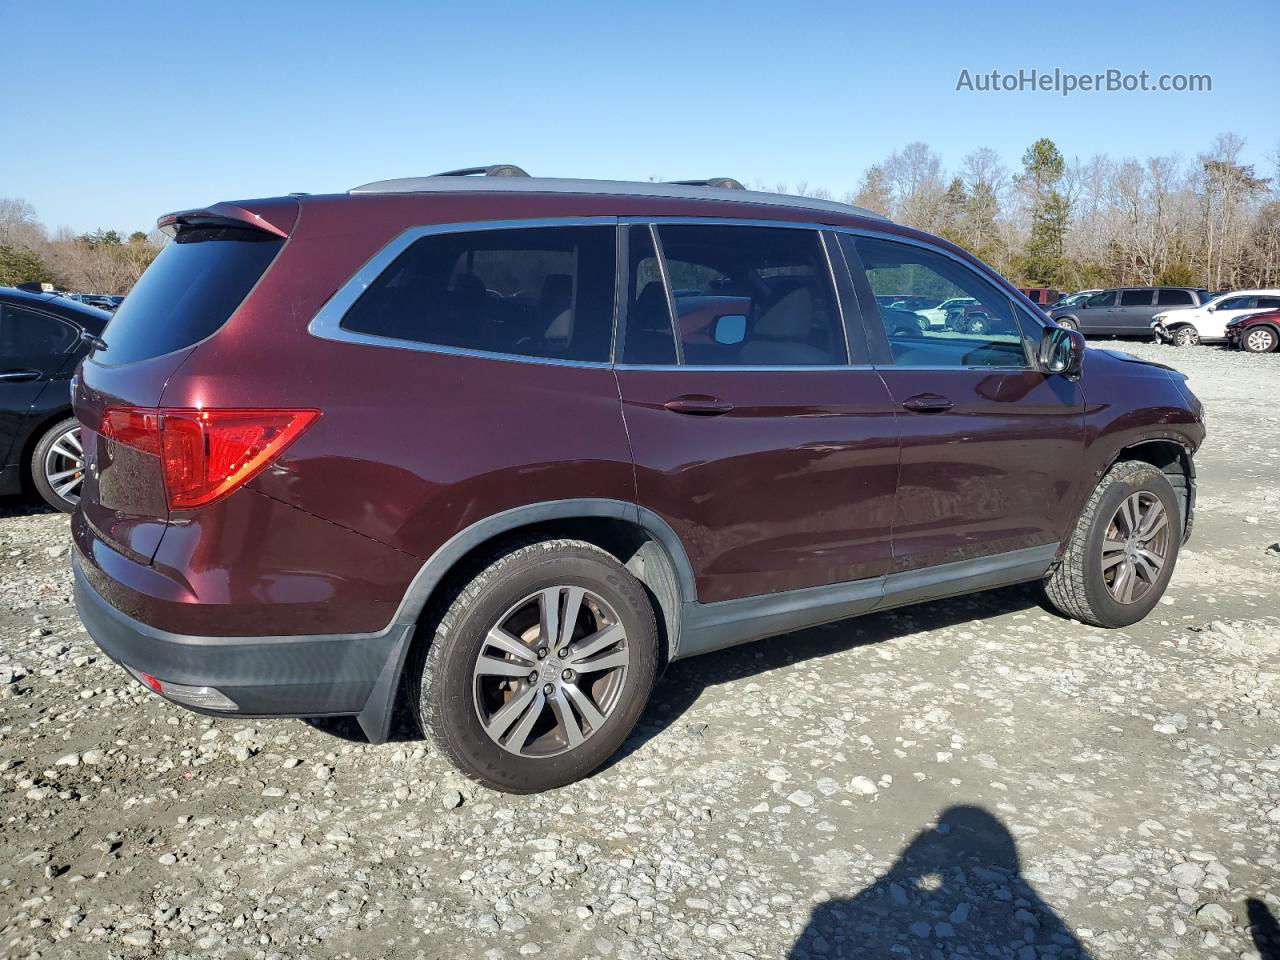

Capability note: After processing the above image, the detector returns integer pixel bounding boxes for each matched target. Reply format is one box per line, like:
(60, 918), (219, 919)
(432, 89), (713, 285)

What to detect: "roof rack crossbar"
(668, 177), (745, 190)
(432, 164), (530, 179)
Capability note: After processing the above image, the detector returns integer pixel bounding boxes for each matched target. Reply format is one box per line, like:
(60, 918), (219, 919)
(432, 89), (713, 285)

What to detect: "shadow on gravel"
(789, 805), (1091, 959)
(1249, 898), (1280, 960)
(615, 582), (1041, 765)
(0, 493), (54, 518)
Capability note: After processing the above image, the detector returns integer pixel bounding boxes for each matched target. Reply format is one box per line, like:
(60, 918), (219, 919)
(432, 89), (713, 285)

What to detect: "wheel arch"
(1106, 438), (1196, 542)
(391, 500), (695, 670)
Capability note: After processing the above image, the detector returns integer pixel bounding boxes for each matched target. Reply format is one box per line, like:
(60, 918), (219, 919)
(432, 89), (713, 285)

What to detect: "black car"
(0, 287), (110, 511)
(1049, 287), (1209, 336)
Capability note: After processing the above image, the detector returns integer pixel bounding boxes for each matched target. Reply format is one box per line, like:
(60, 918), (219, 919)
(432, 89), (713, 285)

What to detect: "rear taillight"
(101, 407), (318, 509)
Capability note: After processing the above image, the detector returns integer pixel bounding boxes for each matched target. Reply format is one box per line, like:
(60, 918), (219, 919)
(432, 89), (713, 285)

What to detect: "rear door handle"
(0, 369), (42, 383)
(662, 395), (735, 416)
(902, 393), (954, 413)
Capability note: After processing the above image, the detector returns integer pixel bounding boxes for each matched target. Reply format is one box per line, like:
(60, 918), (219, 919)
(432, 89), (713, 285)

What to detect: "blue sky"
(2, 0), (1277, 234)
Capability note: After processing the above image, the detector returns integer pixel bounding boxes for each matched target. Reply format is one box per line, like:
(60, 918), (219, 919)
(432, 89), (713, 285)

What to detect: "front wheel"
(1243, 326), (1279, 353)
(411, 540), (658, 792)
(1054, 318), (1077, 331)
(1043, 461), (1181, 628)
(31, 417), (85, 513)
(1172, 325), (1200, 347)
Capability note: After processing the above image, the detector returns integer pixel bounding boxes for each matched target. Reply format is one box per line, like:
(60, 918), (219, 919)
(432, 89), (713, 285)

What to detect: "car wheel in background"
(1043, 460), (1181, 628)
(1172, 326), (1200, 347)
(966, 315), (989, 335)
(410, 539), (658, 792)
(916, 315), (930, 333)
(1054, 318), (1076, 331)
(31, 417), (85, 513)
(1243, 327), (1279, 353)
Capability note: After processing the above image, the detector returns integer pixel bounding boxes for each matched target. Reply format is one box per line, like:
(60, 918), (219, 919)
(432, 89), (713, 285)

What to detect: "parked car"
(1224, 308), (1280, 353)
(1152, 290), (1280, 346)
(1050, 287), (1209, 336)
(71, 167), (1205, 792)
(1017, 287), (1060, 306)
(0, 287), (109, 511)
(1052, 289), (1102, 308)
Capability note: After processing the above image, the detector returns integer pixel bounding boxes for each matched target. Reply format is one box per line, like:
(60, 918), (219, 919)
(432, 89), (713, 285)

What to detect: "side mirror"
(1206, 304), (1215, 312)
(1039, 326), (1085, 377)
(712, 314), (747, 345)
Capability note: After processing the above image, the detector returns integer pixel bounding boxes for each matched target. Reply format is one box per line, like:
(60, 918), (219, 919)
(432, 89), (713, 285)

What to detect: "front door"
(615, 222), (899, 604)
(840, 234), (1085, 575)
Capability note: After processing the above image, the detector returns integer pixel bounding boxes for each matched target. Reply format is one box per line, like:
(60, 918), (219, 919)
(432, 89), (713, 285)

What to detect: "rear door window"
(1157, 289), (1194, 306)
(95, 227), (284, 365)
(341, 225), (615, 363)
(1120, 290), (1153, 306)
(646, 224), (845, 366)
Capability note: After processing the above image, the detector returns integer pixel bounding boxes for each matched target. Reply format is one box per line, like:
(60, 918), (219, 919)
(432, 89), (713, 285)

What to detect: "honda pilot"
(72, 166), (1205, 792)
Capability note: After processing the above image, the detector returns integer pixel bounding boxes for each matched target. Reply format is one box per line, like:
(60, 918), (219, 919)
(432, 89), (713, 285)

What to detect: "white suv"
(1153, 289), (1280, 346)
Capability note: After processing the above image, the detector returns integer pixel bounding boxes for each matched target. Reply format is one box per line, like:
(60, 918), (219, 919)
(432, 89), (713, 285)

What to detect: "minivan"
(72, 166), (1205, 792)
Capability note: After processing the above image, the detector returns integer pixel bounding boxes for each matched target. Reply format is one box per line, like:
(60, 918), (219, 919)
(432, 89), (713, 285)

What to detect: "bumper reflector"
(123, 664), (238, 711)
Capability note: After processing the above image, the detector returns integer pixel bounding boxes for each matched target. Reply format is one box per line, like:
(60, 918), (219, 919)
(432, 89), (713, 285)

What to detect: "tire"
(1043, 460), (1181, 628)
(966, 316), (988, 335)
(31, 417), (85, 513)
(410, 539), (658, 792)
(916, 315), (930, 333)
(1054, 318), (1077, 331)
(1172, 325), (1200, 347)
(1243, 326), (1279, 353)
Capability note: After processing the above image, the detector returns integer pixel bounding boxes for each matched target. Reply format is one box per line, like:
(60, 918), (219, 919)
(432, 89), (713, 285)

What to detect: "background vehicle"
(1153, 290), (1280, 346)
(71, 169), (1204, 792)
(1052, 289), (1101, 308)
(1017, 287), (1060, 306)
(1225, 308), (1280, 353)
(1050, 287), (1209, 336)
(0, 287), (108, 511)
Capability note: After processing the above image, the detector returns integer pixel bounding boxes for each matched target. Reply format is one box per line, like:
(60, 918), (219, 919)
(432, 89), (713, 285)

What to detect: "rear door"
(840, 232), (1085, 575)
(74, 206), (293, 562)
(0, 302), (81, 469)
(1114, 289), (1156, 334)
(615, 221), (899, 604)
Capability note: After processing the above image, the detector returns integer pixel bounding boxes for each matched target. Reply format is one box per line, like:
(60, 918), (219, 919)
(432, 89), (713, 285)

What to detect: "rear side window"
(1157, 289), (1193, 306)
(648, 224), (845, 366)
(1120, 290), (1153, 306)
(341, 226), (615, 363)
(1256, 296), (1280, 309)
(0, 305), (78, 356)
(96, 227), (283, 365)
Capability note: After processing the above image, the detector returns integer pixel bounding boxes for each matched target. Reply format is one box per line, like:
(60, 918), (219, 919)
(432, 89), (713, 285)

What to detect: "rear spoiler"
(156, 199), (299, 239)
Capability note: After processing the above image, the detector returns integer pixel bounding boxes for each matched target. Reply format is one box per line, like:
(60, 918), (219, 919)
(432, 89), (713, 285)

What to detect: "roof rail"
(667, 178), (745, 190)
(431, 164), (530, 178)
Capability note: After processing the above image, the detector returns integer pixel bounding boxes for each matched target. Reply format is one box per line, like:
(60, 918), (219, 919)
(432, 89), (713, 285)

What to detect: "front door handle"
(902, 393), (954, 413)
(663, 395), (735, 416)
(0, 369), (42, 383)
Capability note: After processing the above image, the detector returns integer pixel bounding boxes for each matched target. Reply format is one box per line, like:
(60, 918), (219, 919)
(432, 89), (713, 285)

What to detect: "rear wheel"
(31, 417), (84, 513)
(411, 540), (658, 792)
(1172, 325), (1200, 347)
(1054, 317), (1077, 331)
(1243, 326), (1279, 353)
(1044, 460), (1181, 628)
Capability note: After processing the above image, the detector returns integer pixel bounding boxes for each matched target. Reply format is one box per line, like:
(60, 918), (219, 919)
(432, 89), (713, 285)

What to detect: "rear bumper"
(73, 551), (413, 741)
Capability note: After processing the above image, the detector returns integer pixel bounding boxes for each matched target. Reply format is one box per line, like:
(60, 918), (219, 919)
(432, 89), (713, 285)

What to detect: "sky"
(2, 0), (1277, 235)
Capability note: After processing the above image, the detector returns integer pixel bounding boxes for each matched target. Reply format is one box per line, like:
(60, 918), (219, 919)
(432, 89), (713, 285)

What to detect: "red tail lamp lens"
(101, 407), (318, 509)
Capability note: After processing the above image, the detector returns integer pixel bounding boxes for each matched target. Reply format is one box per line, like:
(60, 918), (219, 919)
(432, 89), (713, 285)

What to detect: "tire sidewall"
(1244, 327), (1277, 353)
(426, 550), (657, 792)
(1082, 469), (1181, 627)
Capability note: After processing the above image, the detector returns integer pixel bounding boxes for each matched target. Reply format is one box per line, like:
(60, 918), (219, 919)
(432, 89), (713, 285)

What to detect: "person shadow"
(1248, 898), (1280, 960)
(790, 805), (1091, 959)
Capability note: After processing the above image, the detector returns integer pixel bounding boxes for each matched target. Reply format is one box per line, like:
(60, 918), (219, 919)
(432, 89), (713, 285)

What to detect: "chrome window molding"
(307, 217), (619, 368)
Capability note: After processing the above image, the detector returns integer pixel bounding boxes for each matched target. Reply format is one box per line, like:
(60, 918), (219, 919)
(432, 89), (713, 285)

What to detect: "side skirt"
(674, 543), (1058, 660)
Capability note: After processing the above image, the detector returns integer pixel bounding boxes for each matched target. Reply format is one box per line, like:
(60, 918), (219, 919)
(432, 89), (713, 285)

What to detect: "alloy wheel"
(1245, 328), (1277, 353)
(1173, 327), (1199, 347)
(43, 425), (84, 506)
(472, 585), (629, 758)
(1100, 492), (1170, 604)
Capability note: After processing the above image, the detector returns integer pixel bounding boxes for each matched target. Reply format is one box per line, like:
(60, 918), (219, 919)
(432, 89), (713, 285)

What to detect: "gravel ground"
(1, 341), (1277, 960)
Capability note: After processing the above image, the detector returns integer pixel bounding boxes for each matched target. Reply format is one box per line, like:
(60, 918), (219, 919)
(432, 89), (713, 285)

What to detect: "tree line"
(4, 132), (1278, 297)
(0, 197), (162, 294)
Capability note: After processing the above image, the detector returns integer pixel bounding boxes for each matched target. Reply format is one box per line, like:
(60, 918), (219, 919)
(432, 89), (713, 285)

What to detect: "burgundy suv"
(72, 166), (1205, 792)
